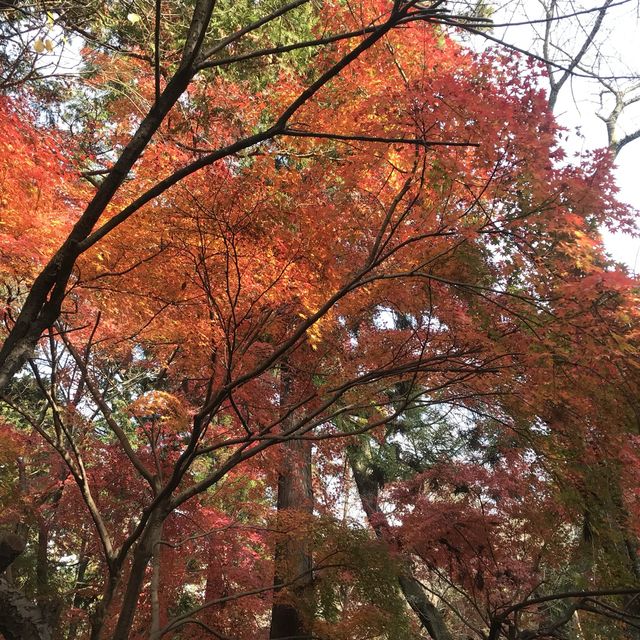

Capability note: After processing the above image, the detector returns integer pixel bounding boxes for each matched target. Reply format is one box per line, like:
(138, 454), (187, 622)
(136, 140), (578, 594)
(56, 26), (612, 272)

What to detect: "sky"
(552, 86), (640, 271)
(480, 0), (640, 272)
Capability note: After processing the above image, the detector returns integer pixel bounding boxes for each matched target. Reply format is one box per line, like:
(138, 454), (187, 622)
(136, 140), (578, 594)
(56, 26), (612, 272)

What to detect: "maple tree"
(1, 0), (640, 639)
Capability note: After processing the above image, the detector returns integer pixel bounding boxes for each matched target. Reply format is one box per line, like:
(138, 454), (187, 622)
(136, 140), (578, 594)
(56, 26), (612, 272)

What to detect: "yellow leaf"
(127, 12), (141, 23)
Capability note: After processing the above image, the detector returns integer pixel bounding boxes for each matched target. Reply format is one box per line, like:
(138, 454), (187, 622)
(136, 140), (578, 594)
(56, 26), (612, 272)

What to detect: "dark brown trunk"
(110, 512), (165, 640)
(0, 534), (25, 575)
(89, 573), (120, 640)
(269, 364), (314, 640)
(149, 521), (164, 640)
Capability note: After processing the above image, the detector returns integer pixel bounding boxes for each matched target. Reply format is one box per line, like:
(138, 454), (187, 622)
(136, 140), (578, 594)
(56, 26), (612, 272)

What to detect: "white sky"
(483, 0), (640, 272)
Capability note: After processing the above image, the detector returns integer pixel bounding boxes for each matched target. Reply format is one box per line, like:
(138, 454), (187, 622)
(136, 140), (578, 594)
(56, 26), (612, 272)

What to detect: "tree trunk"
(36, 523), (49, 603)
(396, 574), (454, 640)
(89, 573), (120, 640)
(269, 363), (314, 640)
(110, 511), (166, 640)
(0, 578), (52, 640)
(0, 534), (52, 640)
(66, 540), (89, 640)
(0, 534), (25, 574)
(347, 442), (453, 640)
(149, 521), (164, 640)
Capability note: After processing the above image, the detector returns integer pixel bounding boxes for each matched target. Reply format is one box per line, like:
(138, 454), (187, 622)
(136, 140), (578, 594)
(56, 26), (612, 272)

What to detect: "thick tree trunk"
(0, 578), (52, 640)
(269, 364), (314, 640)
(0, 534), (52, 640)
(0, 534), (25, 574)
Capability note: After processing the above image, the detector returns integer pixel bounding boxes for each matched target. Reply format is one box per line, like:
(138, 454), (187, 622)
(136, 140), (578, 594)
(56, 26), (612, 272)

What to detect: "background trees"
(1, 1), (640, 639)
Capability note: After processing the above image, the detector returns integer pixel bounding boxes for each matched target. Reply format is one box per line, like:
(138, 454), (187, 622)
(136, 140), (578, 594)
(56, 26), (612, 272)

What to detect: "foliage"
(1, 1), (640, 640)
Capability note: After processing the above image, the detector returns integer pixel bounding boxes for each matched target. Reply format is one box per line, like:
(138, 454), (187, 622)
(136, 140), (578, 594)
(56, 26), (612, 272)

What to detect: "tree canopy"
(1, 1), (640, 639)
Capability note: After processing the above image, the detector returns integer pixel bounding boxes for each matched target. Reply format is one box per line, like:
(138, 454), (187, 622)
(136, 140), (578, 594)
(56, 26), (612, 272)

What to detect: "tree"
(1, 0), (640, 639)
(0, 0), (492, 389)
(470, 0), (640, 158)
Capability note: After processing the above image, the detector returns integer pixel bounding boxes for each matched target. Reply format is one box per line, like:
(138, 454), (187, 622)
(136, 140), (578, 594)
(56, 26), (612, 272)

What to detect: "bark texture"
(0, 534), (52, 640)
(0, 579), (52, 640)
(270, 365), (314, 640)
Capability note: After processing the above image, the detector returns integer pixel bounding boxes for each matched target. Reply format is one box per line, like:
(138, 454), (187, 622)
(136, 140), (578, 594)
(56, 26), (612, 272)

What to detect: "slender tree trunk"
(66, 539), (89, 640)
(269, 363), (314, 640)
(36, 523), (49, 603)
(347, 442), (453, 640)
(110, 511), (166, 640)
(149, 521), (164, 640)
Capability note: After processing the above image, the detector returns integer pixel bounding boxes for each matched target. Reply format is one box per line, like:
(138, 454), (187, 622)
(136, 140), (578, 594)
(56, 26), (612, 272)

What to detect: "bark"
(269, 364), (314, 640)
(110, 510), (166, 640)
(66, 541), (89, 640)
(397, 574), (454, 640)
(0, 534), (52, 640)
(0, 534), (25, 574)
(36, 523), (49, 602)
(347, 443), (453, 640)
(34, 523), (62, 633)
(0, 578), (52, 640)
(149, 521), (164, 640)
(89, 573), (120, 640)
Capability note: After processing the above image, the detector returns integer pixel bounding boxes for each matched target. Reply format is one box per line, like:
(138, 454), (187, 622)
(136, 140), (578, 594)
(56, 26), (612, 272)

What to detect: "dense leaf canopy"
(1, 1), (639, 639)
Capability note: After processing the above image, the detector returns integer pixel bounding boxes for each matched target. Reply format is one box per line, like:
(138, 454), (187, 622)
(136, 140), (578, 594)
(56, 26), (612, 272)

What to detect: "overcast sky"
(481, 0), (640, 272)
